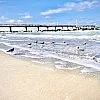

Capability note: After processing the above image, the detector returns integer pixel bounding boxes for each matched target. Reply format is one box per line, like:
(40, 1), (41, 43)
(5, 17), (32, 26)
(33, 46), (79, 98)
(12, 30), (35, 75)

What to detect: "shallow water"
(0, 30), (100, 75)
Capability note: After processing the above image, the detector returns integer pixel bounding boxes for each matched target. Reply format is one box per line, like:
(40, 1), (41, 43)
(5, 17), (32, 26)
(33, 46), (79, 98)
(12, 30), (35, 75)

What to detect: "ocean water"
(0, 30), (100, 76)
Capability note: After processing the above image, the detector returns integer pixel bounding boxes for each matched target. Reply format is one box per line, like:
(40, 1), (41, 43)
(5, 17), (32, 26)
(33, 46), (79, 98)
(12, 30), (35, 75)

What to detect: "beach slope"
(0, 51), (100, 100)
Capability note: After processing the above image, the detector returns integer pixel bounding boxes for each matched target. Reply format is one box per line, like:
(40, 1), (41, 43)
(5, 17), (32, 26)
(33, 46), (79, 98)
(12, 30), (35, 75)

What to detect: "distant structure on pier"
(76, 19), (78, 27)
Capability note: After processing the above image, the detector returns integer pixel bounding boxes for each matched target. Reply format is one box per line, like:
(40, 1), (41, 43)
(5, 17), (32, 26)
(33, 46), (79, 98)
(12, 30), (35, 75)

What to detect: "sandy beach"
(0, 51), (100, 100)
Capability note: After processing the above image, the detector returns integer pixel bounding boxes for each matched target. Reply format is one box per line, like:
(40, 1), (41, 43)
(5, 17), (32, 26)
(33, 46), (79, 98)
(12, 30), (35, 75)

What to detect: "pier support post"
(37, 26), (39, 32)
(62, 26), (64, 31)
(47, 26), (49, 31)
(9, 27), (12, 32)
(55, 26), (56, 31)
(25, 27), (27, 32)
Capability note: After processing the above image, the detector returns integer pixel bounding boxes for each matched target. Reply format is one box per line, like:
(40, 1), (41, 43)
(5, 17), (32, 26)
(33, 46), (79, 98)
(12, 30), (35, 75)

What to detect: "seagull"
(83, 42), (87, 50)
(27, 43), (32, 45)
(63, 41), (66, 43)
(27, 43), (32, 48)
(76, 46), (80, 55)
(40, 42), (45, 48)
(7, 48), (14, 52)
(83, 42), (87, 45)
(62, 41), (69, 45)
(40, 42), (45, 44)
(51, 42), (55, 47)
(34, 40), (38, 43)
(51, 42), (55, 44)
(34, 40), (38, 46)
(76, 45), (86, 55)
(63, 41), (69, 45)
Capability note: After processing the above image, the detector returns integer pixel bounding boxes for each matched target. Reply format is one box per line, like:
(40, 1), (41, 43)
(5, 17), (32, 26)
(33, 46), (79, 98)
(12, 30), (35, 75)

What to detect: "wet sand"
(0, 51), (100, 100)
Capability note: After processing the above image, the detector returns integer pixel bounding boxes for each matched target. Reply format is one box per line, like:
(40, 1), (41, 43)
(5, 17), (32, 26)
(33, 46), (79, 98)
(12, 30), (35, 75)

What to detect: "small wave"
(81, 67), (97, 73)
(6, 31), (100, 40)
(48, 54), (100, 71)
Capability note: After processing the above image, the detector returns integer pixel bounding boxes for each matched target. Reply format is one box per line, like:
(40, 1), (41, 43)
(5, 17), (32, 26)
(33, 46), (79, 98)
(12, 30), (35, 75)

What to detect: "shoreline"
(0, 51), (100, 100)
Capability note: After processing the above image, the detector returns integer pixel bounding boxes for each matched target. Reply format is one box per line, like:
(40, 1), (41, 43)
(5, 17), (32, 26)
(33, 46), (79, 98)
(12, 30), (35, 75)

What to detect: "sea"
(0, 30), (100, 78)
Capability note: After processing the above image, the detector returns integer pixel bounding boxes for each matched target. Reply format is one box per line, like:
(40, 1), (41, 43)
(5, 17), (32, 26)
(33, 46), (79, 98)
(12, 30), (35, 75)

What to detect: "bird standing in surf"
(27, 43), (32, 48)
(76, 46), (80, 55)
(7, 48), (14, 52)
(40, 42), (45, 48)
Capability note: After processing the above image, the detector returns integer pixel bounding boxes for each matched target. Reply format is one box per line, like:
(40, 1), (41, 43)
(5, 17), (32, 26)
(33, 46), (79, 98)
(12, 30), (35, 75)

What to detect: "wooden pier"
(0, 24), (96, 32)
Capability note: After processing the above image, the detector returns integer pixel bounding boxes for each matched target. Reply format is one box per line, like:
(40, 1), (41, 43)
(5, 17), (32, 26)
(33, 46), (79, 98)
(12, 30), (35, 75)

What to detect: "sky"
(0, 0), (100, 25)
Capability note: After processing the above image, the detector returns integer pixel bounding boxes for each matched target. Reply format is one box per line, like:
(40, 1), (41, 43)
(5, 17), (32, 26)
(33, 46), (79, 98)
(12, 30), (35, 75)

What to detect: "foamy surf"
(0, 30), (100, 74)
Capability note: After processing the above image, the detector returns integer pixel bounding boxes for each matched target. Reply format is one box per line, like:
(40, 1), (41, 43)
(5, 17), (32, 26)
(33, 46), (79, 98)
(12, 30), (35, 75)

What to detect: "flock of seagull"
(6, 41), (100, 63)
(7, 40), (87, 55)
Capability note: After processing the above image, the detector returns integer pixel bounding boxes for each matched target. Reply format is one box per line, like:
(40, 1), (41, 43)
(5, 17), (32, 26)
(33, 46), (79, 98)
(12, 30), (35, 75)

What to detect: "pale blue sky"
(0, 0), (100, 25)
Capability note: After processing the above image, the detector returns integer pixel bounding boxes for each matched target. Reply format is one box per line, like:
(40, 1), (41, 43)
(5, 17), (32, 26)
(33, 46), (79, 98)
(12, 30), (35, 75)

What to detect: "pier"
(0, 24), (96, 32)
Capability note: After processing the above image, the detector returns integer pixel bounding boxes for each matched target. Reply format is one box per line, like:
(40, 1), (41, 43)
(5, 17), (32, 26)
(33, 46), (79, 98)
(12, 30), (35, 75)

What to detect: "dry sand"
(0, 51), (100, 100)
